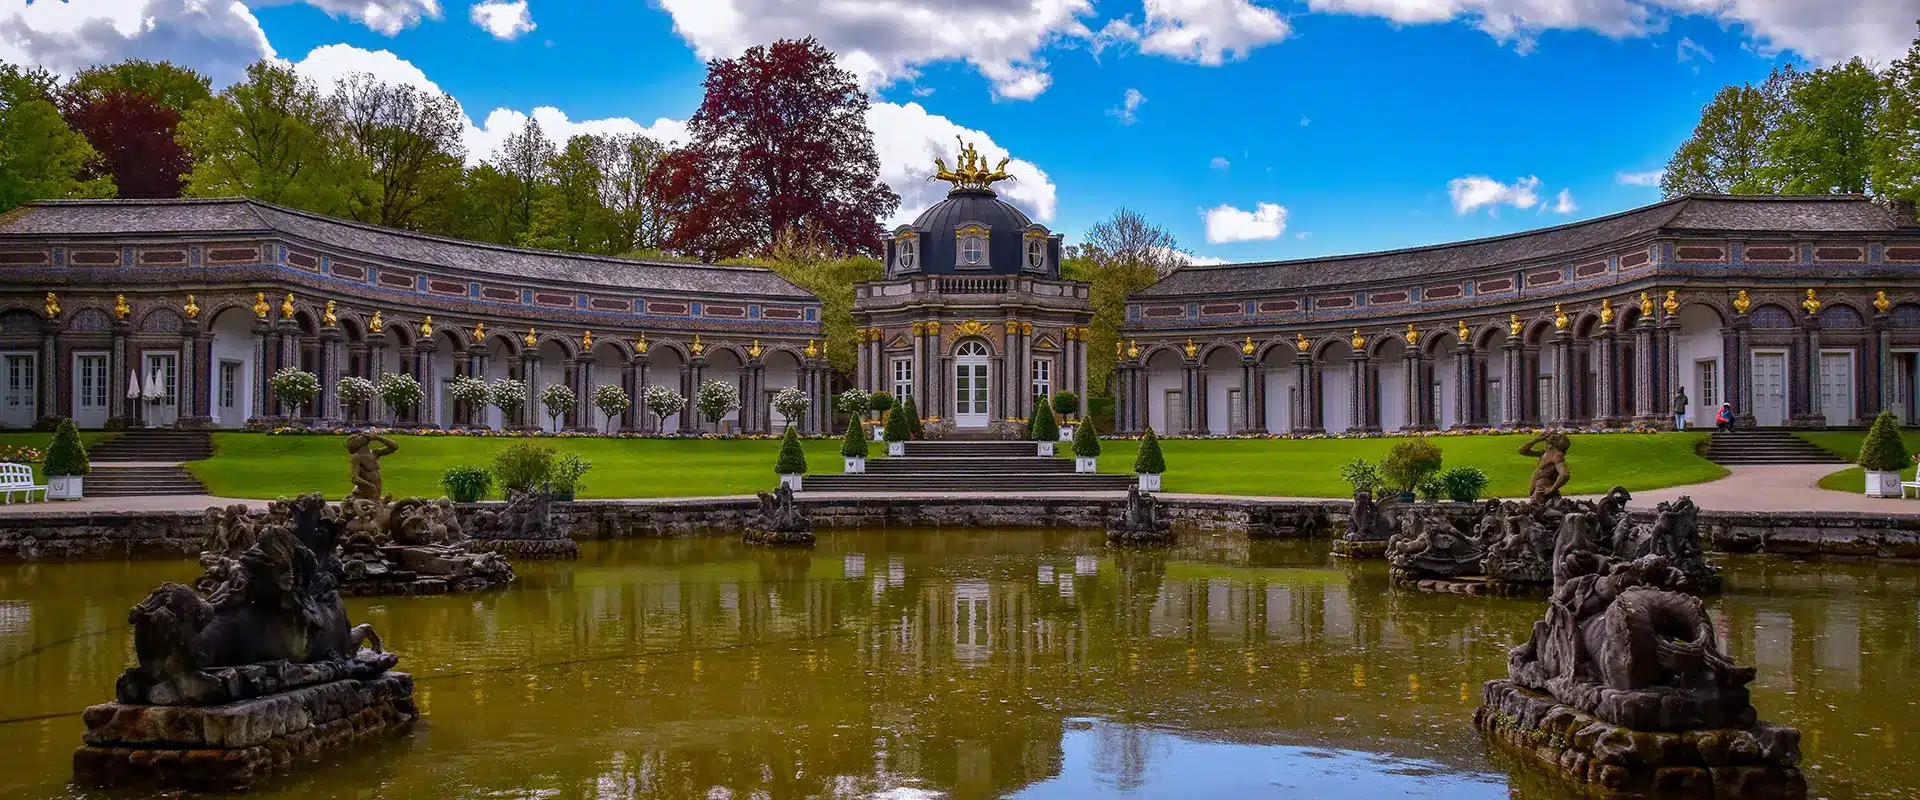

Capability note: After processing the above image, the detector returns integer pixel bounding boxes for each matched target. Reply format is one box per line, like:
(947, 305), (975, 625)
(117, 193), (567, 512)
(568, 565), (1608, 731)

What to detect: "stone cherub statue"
(1518, 430), (1571, 504)
(747, 483), (814, 545)
(347, 432), (399, 502)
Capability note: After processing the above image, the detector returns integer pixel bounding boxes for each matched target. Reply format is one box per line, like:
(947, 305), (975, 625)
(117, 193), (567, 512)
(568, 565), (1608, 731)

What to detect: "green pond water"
(1, 532), (1916, 799)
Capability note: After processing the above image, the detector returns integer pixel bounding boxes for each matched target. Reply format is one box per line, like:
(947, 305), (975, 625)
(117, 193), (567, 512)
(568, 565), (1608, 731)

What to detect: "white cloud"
(1210, 156), (1230, 171)
(1448, 175), (1541, 216)
(0, 0), (274, 85)
(1164, 247), (1230, 266)
(1296, 231), (1310, 239)
(867, 101), (1057, 226)
(1108, 88), (1146, 125)
(1616, 169), (1664, 186)
(1550, 188), (1577, 213)
(1204, 201), (1288, 243)
(653, 0), (1096, 101)
(469, 0), (533, 40)
(1675, 35), (1711, 62)
(1105, 0), (1292, 65)
(1303, 0), (1920, 65)
(270, 0), (442, 36)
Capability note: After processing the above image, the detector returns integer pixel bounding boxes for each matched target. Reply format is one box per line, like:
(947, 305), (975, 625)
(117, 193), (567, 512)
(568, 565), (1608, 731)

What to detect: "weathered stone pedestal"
(1107, 487), (1174, 545)
(745, 484), (814, 546)
(1332, 538), (1389, 558)
(1476, 681), (1803, 797)
(467, 490), (580, 559)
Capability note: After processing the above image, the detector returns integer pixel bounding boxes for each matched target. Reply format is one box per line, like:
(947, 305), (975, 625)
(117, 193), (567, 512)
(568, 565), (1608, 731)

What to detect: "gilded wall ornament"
(1639, 292), (1653, 317)
(1127, 340), (1140, 359)
(1876, 290), (1892, 314)
(112, 295), (130, 319)
(524, 327), (538, 347)
(369, 310), (384, 333)
(321, 300), (337, 327)
(927, 321), (942, 335)
(749, 339), (762, 358)
(1599, 298), (1614, 325)
(1183, 339), (1197, 359)
(1456, 320), (1469, 341)
(1801, 289), (1822, 315)
(43, 292), (58, 318)
(634, 333), (649, 354)
(1508, 314), (1522, 336)
(954, 319), (990, 338)
(1295, 332), (1310, 352)
(183, 295), (199, 320)
(1732, 290), (1751, 315)
(1405, 324), (1419, 346)
(253, 292), (270, 319)
(691, 335), (705, 357)
(1241, 336), (1255, 355)
(1662, 290), (1679, 315)
(280, 293), (295, 319)
(1553, 303), (1568, 329)
(1350, 329), (1366, 350)
(805, 340), (818, 358)
(419, 316), (433, 337)
(580, 330), (593, 350)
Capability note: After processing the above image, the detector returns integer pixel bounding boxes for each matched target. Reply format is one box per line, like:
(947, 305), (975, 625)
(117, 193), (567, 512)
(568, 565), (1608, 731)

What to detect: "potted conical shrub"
(883, 396), (911, 456)
(841, 418), (869, 473)
(1052, 391), (1079, 441)
(775, 426), (807, 491)
(1134, 427), (1165, 491)
(1858, 410), (1909, 498)
(900, 395), (923, 439)
(1072, 415), (1100, 473)
(44, 418), (88, 500)
(1030, 401), (1058, 456)
(868, 392), (893, 441)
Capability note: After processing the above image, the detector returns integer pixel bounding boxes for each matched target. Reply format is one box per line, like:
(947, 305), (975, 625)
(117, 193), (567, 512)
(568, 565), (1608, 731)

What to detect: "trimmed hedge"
(1029, 401), (1058, 441)
(840, 419), (869, 459)
(1133, 427), (1165, 474)
(775, 426), (808, 475)
(900, 395), (923, 438)
(1858, 410), (1911, 472)
(1072, 415), (1101, 458)
(44, 418), (89, 477)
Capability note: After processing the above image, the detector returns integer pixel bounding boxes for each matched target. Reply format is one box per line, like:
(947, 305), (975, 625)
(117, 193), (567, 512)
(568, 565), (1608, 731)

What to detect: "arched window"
(961, 236), (985, 266)
(896, 238), (917, 271)
(1025, 239), (1045, 270)
(956, 340), (989, 358)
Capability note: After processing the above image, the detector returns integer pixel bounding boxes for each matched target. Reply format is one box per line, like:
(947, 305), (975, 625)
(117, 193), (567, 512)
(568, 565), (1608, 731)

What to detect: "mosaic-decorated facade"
(0, 198), (831, 433)
(1115, 195), (1920, 433)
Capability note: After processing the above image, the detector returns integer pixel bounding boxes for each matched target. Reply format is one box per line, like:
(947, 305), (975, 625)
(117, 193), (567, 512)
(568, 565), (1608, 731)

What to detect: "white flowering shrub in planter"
(336, 376), (374, 421)
(269, 367), (319, 418)
(449, 376), (490, 426)
(540, 384), (576, 431)
(377, 372), (423, 420)
(489, 378), (527, 427)
(643, 384), (685, 432)
(593, 384), (631, 432)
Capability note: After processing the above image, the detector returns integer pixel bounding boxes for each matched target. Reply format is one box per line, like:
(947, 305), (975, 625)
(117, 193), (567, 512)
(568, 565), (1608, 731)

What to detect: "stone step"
(81, 465), (207, 497)
(801, 474), (1135, 493)
(1703, 431), (1846, 465)
(866, 457), (1074, 474)
(90, 430), (214, 462)
(901, 441), (1046, 457)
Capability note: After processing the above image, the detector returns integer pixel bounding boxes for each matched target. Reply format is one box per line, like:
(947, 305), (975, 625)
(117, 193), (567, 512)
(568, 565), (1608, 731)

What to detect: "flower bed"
(251, 424), (839, 440)
(1101, 425), (1665, 441)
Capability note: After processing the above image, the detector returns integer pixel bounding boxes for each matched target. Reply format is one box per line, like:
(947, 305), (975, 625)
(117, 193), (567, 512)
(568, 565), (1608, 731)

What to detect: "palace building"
(1113, 195), (1920, 434)
(0, 198), (832, 433)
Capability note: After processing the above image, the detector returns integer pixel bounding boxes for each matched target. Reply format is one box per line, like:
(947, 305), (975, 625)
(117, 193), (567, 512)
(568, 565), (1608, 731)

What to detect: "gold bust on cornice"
(280, 293), (295, 319)
(1732, 290), (1751, 315)
(635, 333), (649, 354)
(1350, 329), (1366, 350)
(580, 330), (594, 350)
(1801, 288), (1822, 315)
(182, 295), (198, 320)
(1876, 290), (1892, 314)
(1241, 336), (1255, 356)
(691, 335), (705, 357)
(1404, 324), (1419, 346)
(253, 292), (269, 319)
(1553, 303), (1568, 330)
(1638, 292), (1654, 317)
(1183, 339), (1197, 359)
(112, 295), (130, 319)
(471, 322), (486, 342)
(749, 339), (762, 358)
(368, 310), (384, 333)
(321, 300), (337, 327)
(419, 315), (433, 337)
(1507, 314), (1522, 336)
(805, 340), (819, 358)
(1662, 290), (1680, 315)
(1456, 320), (1469, 341)
(1127, 340), (1140, 359)
(1295, 332), (1310, 352)
(523, 327), (538, 347)
(43, 292), (58, 318)
(1599, 298), (1614, 325)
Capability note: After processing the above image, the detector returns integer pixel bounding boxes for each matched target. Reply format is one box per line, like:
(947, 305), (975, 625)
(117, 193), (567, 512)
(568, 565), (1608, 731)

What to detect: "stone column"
(1731, 319), (1755, 428)
(689, 357), (707, 432)
(1404, 348), (1429, 431)
(910, 324), (927, 416)
(811, 359), (831, 433)
(1876, 312), (1893, 419)
(1657, 315), (1679, 421)
(519, 350), (541, 430)
(1454, 341), (1476, 429)
(364, 332), (387, 425)
(1180, 356), (1200, 434)
(1075, 334), (1090, 425)
(1549, 329), (1573, 427)
(1502, 334), (1525, 427)
(107, 317), (131, 428)
(415, 338), (438, 428)
(1291, 358), (1313, 433)
(570, 357), (593, 431)
(631, 359), (650, 433)
(1239, 354), (1257, 433)
(1631, 318), (1657, 428)
(37, 319), (60, 427)
(1252, 359), (1269, 433)
(319, 326), (343, 425)
(1793, 320), (1824, 428)
(1593, 329), (1618, 425)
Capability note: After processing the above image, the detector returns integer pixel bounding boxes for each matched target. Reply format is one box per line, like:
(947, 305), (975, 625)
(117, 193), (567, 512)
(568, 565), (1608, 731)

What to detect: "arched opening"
(1675, 304), (1727, 429)
(1261, 346), (1300, 433)
(1144, 347), (1184, 433)
(763, 349), (804, 431)
(1426, 329), (1459, 430)
(536, 338), (572, 431)
(702, 347), (745, 433)
(645, 346), (687, 432)
(953, 339), (991, 428)
(1891, 304), (1920, 422)
(1319, 339), (1354, 434)
(482, 334), (520, 430)
(1475, 327), (1506, 426)
(1375, 336), (1407, 431)
(1202, 345), (1239, 434)
(433, 329), (464, 429)
(590, 341), (627, 433)
(202, 307), (252, 429)
(1524, 320), (1554, 426)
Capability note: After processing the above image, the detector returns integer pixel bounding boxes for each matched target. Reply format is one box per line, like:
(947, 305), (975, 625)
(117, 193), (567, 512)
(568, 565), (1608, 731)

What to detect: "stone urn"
(1865, 469), (1904, 497)
(1075, 456), (1097, 474)
(779, 473), (803, 492)
(1037, 441), (1055, 457)
(48, 475), (83, 500)
(844, 456), (866, 474)
(1138, 472), (1162, 491)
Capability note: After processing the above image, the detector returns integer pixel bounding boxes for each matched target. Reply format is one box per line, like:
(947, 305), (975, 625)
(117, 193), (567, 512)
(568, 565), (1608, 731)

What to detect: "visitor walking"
(1673, 386), (1689, 430)
(1715, 402), (1734, 431)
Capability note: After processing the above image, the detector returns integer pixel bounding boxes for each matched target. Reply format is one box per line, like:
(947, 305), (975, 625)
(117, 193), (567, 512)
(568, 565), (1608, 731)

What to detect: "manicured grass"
(1796, 431), (1920, 493)
(185, 431), (1724, 501)
(1088, 432), (1724, 499)
(190, 433), (853, 500)
(0, 430), (117, 482)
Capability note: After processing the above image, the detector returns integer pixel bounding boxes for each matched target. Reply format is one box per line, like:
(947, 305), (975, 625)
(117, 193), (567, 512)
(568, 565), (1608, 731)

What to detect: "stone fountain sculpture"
(1334, 488), (1399, 557)
(1108, 486), (1175, 545)
(1476, 552), (1803, 796)
(468, 488), (579, 559)
(332, 496), (514, 596)
(74, 492), (416, 792)
(1610, 496), (1720, 593)
(745, 483), (814, 545)
(1386, 506), (1487, 590)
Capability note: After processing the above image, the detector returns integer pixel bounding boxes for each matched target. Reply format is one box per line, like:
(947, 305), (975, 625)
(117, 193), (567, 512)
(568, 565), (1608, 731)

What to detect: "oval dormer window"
(962, 236), (985, 266)
(897, 238), (917, 270)
(1025, 239), (1046, 270)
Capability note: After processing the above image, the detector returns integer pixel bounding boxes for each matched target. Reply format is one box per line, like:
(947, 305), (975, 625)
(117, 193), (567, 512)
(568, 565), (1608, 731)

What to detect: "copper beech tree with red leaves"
(653, 37), (899, 262)
(61, 88), (193, 199)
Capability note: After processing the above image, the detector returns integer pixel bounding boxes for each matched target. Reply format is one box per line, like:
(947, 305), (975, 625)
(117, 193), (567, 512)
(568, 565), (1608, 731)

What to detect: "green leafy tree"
(65, 60), (212, 115)
(494, 116), (554, 242)
(840, 417), (869, 459)
(332, 73), (466, 230)
(598, 133), (669, 254)
(1763, 58), (1884, 195)
(729, 229), (883, 374)
(1064, 208), (1187, 403)
(1051, 390), (1080, 420)
(1380, 439), (1445, 493)
(1661, 69), (1793, 197)
(1133, 427), (1165, 475)
(179, 60), (349, 213)
(1859, 410), (1911, 472)
(526, 133), (611, 252)
(0, 64), (114, 210)
(1029, 400), (1058, 441)
(43, 418), (89, 477)
(774, 425), (808, 475)
(1874, 24), (1920, 209)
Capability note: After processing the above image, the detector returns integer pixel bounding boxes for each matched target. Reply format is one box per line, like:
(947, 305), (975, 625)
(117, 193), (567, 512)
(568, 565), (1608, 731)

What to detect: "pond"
(1, 532), (1915, 799)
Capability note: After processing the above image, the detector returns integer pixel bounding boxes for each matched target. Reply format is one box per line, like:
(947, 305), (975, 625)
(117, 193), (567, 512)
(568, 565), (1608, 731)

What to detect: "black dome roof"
(896, 187), (1048, 276)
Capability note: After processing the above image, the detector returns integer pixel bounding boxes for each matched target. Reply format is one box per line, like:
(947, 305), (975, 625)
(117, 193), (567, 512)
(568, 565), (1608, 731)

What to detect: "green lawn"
(1795, 431), (1920, 493)
(0, 430), (117, 482)
(183, 431), (1724, 501)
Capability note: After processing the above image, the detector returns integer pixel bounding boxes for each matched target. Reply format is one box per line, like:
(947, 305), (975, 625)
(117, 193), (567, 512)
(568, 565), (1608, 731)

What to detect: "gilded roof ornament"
(43, 292), (58, 318)
(1404, 324), (1419, 346)
(1350, 329), (1366, 350)
(1456, 320), (1469, 341)
(805, 339), (819, 358)
(1295, 332), (1310, 352)
(1599, 298), (1614, 325)
(634, 333), (649, 354)
(321, 300), (337, 327)
(1876, 290), (1892, 314)
(749, 339), (762, 358)
(1732, 290), (1751, 315)
(930, 137), (1014, 192)
(1801, 289), (1822, 316)
(1183, 339), (1197, 359)
(691, 335), (705, 357)
(1126, 340), (1140, 359)
(1241, 336), (1255, 356)
(581, 330), (593, 350)
(368, 310), (384, 333)
(523, 327), (537, 347)
(1662, 290), (1680, 315)
(472, 322), (486, 342)
(1639, 292), (1654, 317)
(112, 295), (130, 320)
(1508, 314), (1522, 336)
(1553, 303), (1568, 329)
(183, 295), (199, 320)
(280, 293), (295, 319)
(253, 292), (270, 319)
(419, 315), (433, 337)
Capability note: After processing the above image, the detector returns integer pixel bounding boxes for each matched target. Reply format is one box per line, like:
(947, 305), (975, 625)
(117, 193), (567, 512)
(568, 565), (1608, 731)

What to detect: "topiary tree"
(489, 378), (527, 426)
(869, 391), (894, 418)
(540, 383), (576, 430)
(377, 372), (423, 419)
(775, 425), (808, 475)
(1029, 399), (1058, 441)
(337, 376), (374, 421)
(883, 399), (911, 443)
(1380, 439), (1445, 494)
(1051, 390), (1079, 421)
(697, 379), (741, 428)
(1072, 415), (1101, 457)
(899, 395), (923, 439)
(772, 387), (810, 430)
(1134, 427), (1166, 474)
(44, 418), (89, 477)
(1859, 410), (1910, 472)
(643, 384), (686, 432)
(593, 384), (631, 432)
(841, 417), (869, 458)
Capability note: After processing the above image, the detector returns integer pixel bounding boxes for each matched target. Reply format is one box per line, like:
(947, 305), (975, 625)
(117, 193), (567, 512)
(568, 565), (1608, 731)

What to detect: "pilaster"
(319, 327), (343, 426)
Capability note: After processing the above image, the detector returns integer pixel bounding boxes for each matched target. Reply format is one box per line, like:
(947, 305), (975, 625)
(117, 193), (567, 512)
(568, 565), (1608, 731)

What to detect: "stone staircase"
(85, 430), (212, 497)
(802, 439), (1135, 493)
(1703, 430), (1848, 466)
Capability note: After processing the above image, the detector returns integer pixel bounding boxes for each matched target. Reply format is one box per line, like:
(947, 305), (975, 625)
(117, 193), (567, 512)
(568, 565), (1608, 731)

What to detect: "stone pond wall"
(9, 495), (1920, 563)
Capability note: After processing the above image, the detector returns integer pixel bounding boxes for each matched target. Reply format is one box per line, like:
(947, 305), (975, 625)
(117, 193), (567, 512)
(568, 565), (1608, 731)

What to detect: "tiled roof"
(0, 197), (814, 299)
(1136, 195), (1910, 298)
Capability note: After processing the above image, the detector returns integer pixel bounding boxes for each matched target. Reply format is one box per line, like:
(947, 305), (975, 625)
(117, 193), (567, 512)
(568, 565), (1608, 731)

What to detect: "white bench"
(0, 462), (45, 503)
(1902, 481), (1920, 499)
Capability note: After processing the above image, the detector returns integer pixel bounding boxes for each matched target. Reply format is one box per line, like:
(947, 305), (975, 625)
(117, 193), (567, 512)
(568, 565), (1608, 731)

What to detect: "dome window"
(1025, 239), (1046, 270)
(961, 236), (985, 266)
(896, 238), (918, 271)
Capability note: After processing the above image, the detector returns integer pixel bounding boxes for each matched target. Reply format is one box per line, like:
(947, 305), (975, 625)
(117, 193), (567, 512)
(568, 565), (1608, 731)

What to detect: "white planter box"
(1037, 441), (1055, 457)
(1865, 469), (1903, 497)
(779, 474), (803, 492)
(48, 475), (83, 500)
(887, 441), (905, 457)
(1075, 456), (1097, 473)
(1059, 425), (1075, 442)
(872, 425), (885, 441)
(1137, 473), (1161, 491)
(844, 456), (866, 474)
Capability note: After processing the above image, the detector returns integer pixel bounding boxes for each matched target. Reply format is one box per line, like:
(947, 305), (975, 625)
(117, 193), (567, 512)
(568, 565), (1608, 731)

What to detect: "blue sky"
(5, 0), (1917, 264)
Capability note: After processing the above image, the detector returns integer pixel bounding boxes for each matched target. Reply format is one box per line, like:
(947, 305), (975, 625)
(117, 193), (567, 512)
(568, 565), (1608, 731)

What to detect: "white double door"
(954, 357), (989, 427)
(143, 352), (179, 427)
(1750, 352), (1787, 427)
(1817, 351), (1853, 427)
(73, 353), (110, 429)
(1, 353), (35, 428)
